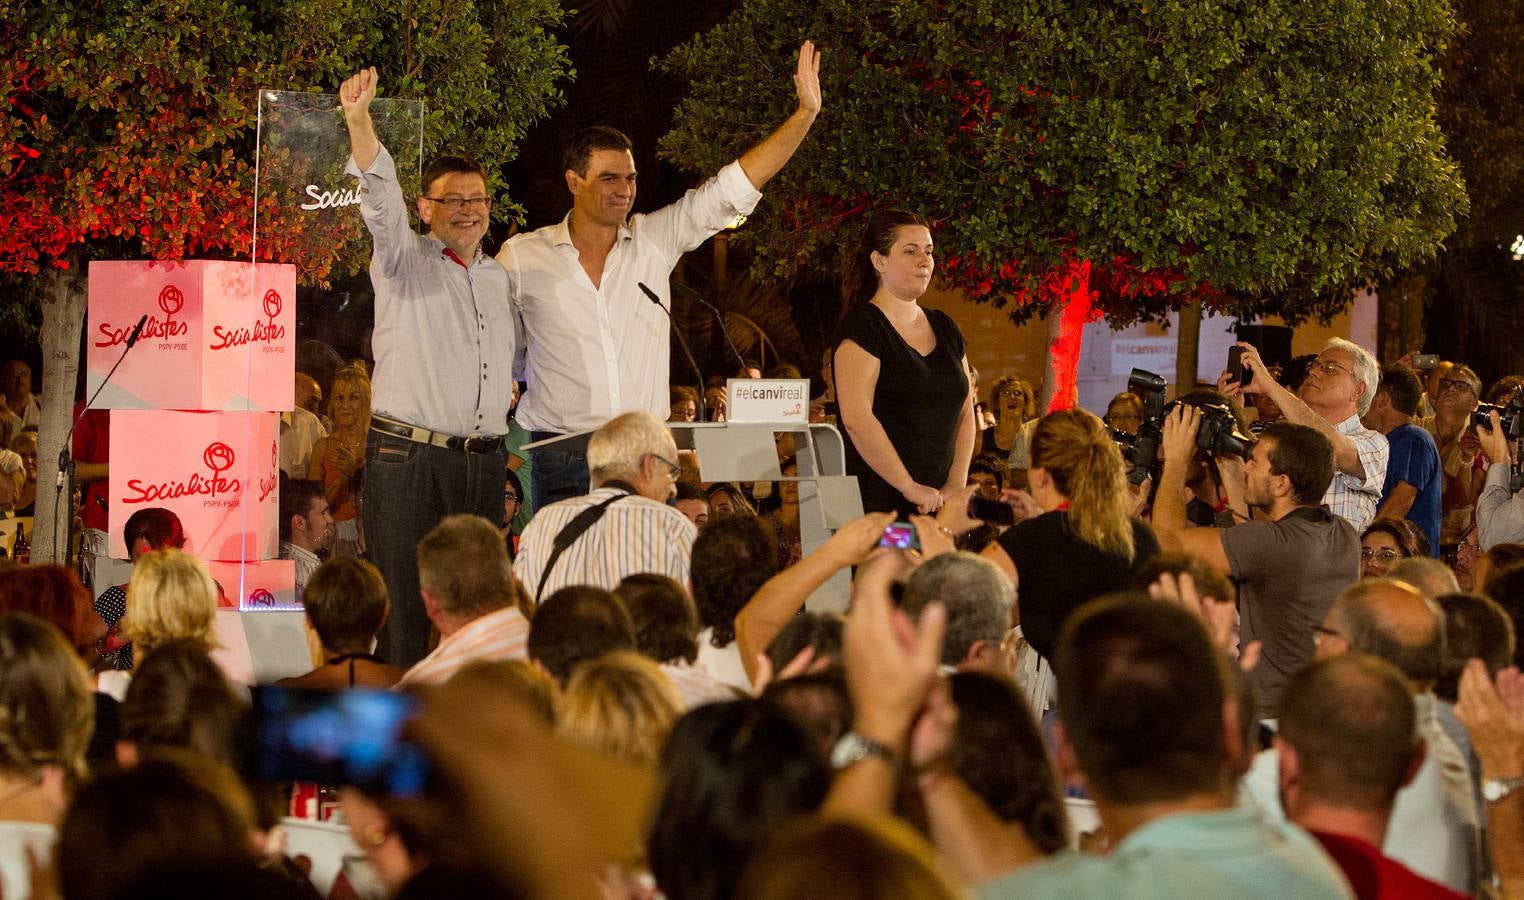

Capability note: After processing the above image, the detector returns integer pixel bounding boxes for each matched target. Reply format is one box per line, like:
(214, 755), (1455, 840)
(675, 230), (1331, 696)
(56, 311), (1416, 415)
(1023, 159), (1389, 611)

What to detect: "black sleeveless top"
(834, 304), (968, 516)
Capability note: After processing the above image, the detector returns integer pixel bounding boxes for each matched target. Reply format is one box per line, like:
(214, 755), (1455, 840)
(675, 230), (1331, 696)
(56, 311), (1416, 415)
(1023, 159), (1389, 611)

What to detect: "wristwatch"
(830, 731), (898, 771)
(1482, 776), (1524, 805)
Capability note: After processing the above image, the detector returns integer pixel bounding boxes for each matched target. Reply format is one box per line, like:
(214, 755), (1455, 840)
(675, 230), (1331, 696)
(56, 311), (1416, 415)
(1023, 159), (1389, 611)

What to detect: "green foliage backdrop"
(660, 0), (1468, 326)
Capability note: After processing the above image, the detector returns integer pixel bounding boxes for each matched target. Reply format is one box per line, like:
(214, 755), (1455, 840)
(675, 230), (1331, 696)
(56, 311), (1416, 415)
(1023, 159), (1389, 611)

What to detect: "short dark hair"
(648, 700), (830, 900)
(1379, 364), (1424, 416)
(1435, 592), (1518, 701)
(1053, 593), (1230, 803)
(121, 642), (245, 767)
(764, 613), (844, 674)
(617, 573), (699, 665)
(420, 155), (487, 197)
(1260, 422), (1336, 505)
(278, 478), (325, 542)
(527, 586), (635, 683)
(1133, 551), (1237, 605)
(123, 507), (186, 556)
(1484, 547), (1524, 595)
(1278, 654), (1419, 811)
(968, 454), (1006, 492)
(674, 481), (708, 503)
(691, 514), (778, 647)
(949, 672), (1068, 854)
(562, 126), (633, 177)
(1483, 564), (1524, 668)
(303, 558), (389, 654)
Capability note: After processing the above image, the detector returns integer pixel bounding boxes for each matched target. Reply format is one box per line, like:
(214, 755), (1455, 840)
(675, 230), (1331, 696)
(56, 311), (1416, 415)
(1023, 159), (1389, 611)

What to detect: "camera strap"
(535, 482), (636, 605)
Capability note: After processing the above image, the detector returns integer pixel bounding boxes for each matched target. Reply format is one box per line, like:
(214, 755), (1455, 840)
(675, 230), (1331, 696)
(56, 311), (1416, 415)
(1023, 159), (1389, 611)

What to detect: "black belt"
(371, 416), (503, 454)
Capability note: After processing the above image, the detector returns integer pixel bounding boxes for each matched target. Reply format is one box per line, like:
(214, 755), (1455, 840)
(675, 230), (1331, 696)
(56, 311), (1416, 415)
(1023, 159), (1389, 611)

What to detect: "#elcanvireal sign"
(87, 260), (296, 412)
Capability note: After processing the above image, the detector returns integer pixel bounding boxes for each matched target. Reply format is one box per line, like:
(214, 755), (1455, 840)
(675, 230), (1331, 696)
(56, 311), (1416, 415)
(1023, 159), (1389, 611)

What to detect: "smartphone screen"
(878, 522), (920, 551)
(246, 687), (429, 796)
(968, 495), (1016, 525)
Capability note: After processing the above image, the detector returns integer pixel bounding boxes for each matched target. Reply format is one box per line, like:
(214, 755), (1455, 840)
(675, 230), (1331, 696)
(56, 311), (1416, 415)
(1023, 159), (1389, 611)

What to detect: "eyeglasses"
(1312, 358), (1354, 378)
(998, 388), (1028, 399)
(1438, 378), (1477, 396)
(1313, 624), (1344, 643)
(423, 196), (492, 210)
(650, 454), (682, 480)
(1458, 541), (1483, 554)
(504, 492), (520, 503)
(1361, 547), (1402, 562)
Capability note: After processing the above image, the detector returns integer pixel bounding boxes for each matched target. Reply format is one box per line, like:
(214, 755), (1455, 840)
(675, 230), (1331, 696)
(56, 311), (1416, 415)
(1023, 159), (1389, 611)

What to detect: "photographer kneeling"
(1151, 405), (1360, 721)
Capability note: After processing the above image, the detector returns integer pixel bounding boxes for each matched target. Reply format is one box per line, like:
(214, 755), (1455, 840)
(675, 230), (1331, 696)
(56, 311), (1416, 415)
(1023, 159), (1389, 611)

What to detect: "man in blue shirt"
(1363, 365), (1443, 555)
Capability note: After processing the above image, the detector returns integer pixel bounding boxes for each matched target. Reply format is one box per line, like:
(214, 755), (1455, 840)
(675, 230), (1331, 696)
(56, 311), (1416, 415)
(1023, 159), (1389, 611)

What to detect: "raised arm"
(736, 41), (822, 190)
(735, 511), (896, 685)
(1153, 405), (1234, 574)
(1236, 342), (1366, 480)
(340, 67), (380, 172)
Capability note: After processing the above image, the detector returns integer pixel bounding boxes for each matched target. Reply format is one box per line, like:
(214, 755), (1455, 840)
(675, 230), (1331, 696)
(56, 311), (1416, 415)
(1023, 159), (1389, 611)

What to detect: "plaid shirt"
(1323, 414), (1388, 533)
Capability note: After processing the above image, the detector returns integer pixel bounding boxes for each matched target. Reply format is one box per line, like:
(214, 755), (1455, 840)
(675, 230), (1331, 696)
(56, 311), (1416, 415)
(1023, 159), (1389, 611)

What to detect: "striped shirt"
(395, 605), (529, 688)
(661, 661), (743, 709)
(1323, 413), (1388, 534)
(513, 487), (696, 599)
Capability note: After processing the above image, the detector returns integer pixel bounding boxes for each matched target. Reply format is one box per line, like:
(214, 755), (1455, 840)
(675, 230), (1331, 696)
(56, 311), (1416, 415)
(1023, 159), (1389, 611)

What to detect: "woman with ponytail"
(978, 409), (1160, 663)
(833, 211), (975, 515)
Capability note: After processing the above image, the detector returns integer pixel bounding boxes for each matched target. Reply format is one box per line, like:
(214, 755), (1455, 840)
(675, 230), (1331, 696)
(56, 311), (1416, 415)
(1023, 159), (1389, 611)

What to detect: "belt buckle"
(462, 435), (490, 453)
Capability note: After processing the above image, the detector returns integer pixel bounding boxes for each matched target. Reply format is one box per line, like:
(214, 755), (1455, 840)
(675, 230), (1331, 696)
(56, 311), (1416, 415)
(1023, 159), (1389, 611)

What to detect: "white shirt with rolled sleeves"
(1323, 413), (1389, 533)
(500, 161), (762, 435)
(345, 144), (519, 437)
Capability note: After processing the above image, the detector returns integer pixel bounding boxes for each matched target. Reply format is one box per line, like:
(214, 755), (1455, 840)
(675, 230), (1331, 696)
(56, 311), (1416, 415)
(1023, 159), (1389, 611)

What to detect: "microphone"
(672, 281), (748, 374)
(124, 313), (149, 350)
(639, 282), (708, 423)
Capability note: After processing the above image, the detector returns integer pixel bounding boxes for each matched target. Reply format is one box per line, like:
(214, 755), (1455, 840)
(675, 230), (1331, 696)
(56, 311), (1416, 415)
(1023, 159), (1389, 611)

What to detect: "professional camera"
(1117, 369), (1167, 485)
(1114, 369), (1252, 485)
(1473, 392), (1524, 439)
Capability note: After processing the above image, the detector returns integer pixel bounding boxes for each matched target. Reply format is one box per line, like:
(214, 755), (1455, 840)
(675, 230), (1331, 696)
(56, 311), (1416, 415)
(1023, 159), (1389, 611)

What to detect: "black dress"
(996, 510), (1161, 662)
(834, 304), (967, 516)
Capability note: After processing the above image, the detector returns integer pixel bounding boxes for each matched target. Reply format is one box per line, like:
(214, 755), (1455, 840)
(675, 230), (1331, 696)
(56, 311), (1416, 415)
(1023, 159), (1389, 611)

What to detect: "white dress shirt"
(499, 161), (762, 434)
(346, 145), (519, 437)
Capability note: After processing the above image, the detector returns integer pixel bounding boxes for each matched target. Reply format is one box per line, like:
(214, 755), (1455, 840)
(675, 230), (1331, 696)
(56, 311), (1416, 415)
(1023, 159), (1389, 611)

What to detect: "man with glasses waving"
(1237, 338), (1388, 532)
(514, 411), (696, 602)
(340, 67), (520, 666)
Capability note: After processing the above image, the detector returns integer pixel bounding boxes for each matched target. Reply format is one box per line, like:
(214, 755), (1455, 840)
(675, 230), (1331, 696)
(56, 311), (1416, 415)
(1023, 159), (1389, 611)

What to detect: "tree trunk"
(1040, 260), (1094, 414)
(32, 259), (88, 565)
(1175, 300), (1202, 393)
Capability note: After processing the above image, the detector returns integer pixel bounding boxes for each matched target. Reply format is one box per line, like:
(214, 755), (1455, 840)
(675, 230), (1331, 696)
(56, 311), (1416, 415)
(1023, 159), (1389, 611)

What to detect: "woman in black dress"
(960, 408), (1160, 664)
(833, 212), (975, 515)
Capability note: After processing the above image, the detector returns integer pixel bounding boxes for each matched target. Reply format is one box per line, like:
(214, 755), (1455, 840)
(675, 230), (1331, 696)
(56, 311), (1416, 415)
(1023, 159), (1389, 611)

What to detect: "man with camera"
(1236, 339), (1388, 533)
(1475, 407), (1524, 550)
(1153, 405), (1361, 718)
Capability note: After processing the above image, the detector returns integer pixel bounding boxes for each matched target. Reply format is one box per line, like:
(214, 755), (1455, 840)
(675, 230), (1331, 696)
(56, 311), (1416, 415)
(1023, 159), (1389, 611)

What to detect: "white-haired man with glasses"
(339, 67), (521, 667)
(514, 411), (696, 602)
(1237, 338), (1389, 532)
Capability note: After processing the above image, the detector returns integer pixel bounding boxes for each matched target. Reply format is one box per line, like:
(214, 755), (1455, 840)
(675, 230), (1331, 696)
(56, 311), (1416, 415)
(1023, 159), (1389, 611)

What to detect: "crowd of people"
(4, 42), (1524, 900)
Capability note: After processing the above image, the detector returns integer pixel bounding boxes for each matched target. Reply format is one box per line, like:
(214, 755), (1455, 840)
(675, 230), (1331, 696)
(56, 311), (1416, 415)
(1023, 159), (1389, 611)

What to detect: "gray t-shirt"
(1220, 507), (1360, 717)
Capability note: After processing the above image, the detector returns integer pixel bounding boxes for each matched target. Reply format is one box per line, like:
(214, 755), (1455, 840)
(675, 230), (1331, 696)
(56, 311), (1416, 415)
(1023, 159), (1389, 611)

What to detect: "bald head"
(1324, 579), (1442, 687)
(1385, 558), (1459, 599)
(295, 373), (322, 417)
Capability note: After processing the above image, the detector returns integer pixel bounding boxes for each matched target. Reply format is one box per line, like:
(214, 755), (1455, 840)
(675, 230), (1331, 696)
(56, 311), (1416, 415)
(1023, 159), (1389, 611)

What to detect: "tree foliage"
(659, 0), (1468, 326)
(0, 0), (571, 285)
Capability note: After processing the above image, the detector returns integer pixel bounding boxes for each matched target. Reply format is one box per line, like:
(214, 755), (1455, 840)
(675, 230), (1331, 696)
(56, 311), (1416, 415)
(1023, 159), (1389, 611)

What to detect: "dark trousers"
(529, 432), (590, 510)
(363, 430), (506, 667)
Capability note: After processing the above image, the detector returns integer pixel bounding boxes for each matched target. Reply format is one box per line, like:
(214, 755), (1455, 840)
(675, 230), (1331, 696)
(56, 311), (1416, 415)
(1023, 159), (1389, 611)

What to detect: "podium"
(525, 422), (863, 612)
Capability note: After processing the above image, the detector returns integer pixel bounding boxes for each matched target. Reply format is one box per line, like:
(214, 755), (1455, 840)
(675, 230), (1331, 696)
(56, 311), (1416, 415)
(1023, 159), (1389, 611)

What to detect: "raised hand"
(794, 41), (822, 116)
(339, 67), (378, 119)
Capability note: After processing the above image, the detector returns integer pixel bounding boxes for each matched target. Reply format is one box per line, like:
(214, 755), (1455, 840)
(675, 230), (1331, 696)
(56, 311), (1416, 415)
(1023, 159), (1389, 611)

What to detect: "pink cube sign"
(108, 411), (281, 561)
(207, 559), (300, 611)
(87, 260), (296, 411)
